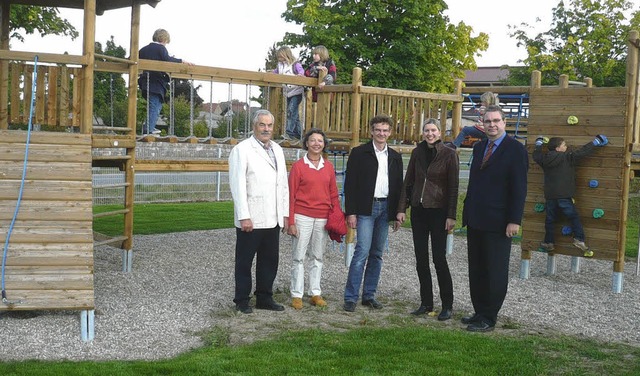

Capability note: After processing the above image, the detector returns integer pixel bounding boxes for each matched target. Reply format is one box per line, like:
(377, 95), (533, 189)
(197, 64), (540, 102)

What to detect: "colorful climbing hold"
(593, 208), (604, 219)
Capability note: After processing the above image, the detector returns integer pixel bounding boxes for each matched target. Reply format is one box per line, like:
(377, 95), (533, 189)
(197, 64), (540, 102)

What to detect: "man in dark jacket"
(532, 135), (607, 256)
(343, 114), (403, 312)
(462, 105), (528, 332)
(138, 29), (192, 134)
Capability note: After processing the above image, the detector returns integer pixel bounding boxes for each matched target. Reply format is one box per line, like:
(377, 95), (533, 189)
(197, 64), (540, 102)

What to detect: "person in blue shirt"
(138, 29), (193, 135)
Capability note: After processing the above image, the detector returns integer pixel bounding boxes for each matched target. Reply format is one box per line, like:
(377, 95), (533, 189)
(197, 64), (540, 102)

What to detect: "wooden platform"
(0, 130), (94, 310)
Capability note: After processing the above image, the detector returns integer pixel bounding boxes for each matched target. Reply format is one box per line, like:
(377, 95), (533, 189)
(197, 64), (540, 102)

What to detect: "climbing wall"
(0, 130), (94, 310)
(521, 87), (629, 265)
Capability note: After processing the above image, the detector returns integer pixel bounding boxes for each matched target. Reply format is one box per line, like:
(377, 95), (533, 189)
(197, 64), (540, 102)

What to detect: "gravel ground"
(1, 228), (639, 361)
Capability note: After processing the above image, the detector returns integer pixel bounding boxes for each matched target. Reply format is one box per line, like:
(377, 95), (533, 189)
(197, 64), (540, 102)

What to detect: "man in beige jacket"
(229, 110), (289, 313)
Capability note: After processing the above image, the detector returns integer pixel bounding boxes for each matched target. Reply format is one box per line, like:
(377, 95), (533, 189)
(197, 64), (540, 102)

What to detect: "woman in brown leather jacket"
(397, 118), (459, 321)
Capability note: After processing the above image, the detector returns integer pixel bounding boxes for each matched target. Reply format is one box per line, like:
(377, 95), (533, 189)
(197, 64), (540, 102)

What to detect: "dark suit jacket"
(463, 135), (528, 232)
(138, 42), (182, 99)
(344, 141), (403, 221)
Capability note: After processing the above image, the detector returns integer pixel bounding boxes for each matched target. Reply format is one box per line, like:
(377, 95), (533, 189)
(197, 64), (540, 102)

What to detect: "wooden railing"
(2, 55), (464, 146)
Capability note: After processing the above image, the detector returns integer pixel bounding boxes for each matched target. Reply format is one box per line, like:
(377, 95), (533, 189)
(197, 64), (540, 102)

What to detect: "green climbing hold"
(593, 208), (604, 219)
(534, 203), (545, 213)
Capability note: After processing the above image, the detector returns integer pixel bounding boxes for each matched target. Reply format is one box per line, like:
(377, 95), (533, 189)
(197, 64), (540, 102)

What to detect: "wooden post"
(617, 30), (640, 274)
(122, 4), (141, 253)
(584, 78), (593, 88)
(80, 0), (96, 134)
(350, 67), (362, 149)
(450, 79), (463, 141)
(628, 30), (640, 145)
(0, 0), (10, 130)
(559, 74), (569, 88)
(531, 70), (542, 89)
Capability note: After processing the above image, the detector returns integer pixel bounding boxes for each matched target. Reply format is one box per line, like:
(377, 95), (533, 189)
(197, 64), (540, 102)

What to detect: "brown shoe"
(291, 297), (303, 310)
(310, 295), (327, 307)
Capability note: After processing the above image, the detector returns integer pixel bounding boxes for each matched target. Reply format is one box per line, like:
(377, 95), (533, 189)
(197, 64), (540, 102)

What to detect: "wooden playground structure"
(0, 0), (639, 340)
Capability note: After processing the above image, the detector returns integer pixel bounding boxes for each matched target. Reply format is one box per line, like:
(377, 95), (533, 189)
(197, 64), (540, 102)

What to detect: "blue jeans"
(344, 200), (389, 303)
(285, 94), (302, 139)
(544, 198), (585, 243)
(453, 125), (486, 147)
(143, 92), (163, 134)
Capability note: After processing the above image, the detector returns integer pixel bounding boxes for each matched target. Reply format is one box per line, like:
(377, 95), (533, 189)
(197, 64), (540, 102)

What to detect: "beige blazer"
(229, 136), (289, 229)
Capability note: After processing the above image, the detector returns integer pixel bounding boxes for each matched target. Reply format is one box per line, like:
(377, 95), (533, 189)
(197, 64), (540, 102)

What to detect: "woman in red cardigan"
(287, 128), (340, 310)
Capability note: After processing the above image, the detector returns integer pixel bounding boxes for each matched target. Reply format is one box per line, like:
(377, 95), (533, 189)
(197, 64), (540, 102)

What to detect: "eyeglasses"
(482, 118), (503, 126)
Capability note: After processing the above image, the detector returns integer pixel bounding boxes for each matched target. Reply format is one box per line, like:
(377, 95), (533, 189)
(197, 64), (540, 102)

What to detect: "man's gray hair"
(252, 109), (274, 125)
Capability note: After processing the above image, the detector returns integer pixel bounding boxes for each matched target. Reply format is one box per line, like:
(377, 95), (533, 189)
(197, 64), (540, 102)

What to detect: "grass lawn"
(2, 325), (639, 375)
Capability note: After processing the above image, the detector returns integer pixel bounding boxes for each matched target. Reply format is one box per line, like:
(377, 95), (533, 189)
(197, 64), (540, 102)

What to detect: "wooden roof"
(6, 0), (160, 15)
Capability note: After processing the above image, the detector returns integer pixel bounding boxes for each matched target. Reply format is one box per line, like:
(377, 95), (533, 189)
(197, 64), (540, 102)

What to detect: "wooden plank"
(72, 69), (81, 127)
(0, 161), (92, 181)
(0, 182), (92, 201)
(528, 115), (626, 129)
(0, 204), (93, 223)
(0, 130), (91, 145)
(59, 65), (69, 127)
(46, 67), (58, 126)
(5, 264), (93, 274)
(10, 63), (20, 123)
(35, 65), (46, 123)
(530, 87), (626, 97)
(4, 276), (93, 290)
(0, 232), (93, 244)
(0, 143), (91, 162)
(22, 65), (33, 124)
(0, 289), (94, 311)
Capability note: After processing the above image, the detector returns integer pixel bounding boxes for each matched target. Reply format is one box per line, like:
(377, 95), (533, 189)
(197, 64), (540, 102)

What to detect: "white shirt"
(303, 153), (325, 171)
(373, 143), (389, 198)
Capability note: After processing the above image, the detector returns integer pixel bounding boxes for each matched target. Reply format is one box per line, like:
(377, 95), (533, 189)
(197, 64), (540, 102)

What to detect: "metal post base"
(612, 272), (623, 293)
(570, 256), (581, 273)
(546, 255), (557, 275)
(519, 259), (530, 279)
(80, 310), (95, 341)
(122, 249), (133, 273)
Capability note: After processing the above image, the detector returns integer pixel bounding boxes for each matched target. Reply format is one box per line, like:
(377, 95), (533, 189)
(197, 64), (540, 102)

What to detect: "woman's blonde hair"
(312, 45), (329, 62)
(480, 91), (498, 106)
(276, 46), (296, 65)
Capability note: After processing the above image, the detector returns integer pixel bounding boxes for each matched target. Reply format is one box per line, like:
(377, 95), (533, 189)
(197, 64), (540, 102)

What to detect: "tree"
(281, 0), (488, 92)
(94, 37), (128, 126)
(508, 0), (640, 87)
(9, 5), (78, 43)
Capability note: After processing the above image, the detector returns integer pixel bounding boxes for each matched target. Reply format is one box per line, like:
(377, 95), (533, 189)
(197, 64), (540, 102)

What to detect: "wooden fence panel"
(0, 130), (94, 311)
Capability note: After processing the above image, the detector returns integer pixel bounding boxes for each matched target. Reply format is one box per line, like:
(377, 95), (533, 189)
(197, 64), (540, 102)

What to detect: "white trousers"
(290, 213), (328, 298)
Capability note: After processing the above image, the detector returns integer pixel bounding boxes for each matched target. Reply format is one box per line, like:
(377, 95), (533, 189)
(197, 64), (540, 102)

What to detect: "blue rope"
(2, 56), (38, 302)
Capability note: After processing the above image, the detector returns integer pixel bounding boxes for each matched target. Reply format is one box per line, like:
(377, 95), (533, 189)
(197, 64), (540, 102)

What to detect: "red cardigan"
(288, 157), (340, 224)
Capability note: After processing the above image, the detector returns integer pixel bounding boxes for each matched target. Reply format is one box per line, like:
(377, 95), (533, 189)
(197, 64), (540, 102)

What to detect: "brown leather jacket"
(398, 141), (459, 219)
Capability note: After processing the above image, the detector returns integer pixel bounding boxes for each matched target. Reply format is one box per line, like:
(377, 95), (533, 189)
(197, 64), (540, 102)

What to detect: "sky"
(11, 0), (640, 102)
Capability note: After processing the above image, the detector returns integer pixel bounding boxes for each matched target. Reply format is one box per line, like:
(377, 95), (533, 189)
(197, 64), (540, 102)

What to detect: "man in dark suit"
(138, 29), (193, 134)
(462, 105), (528, 332)
(343, 114), (404, 312)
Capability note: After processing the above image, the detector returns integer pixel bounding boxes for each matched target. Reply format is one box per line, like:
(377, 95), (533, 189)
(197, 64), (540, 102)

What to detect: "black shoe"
(410, 305), (433, 315)
(467, 321), (494, 332)
(235, 303), (253, 314)
(255, 300), (285, 311)
(461, 314), (480, 324)
(437, 308), (452, 321)
(362, 298), (383, 309)
(343, 301), (357, 312)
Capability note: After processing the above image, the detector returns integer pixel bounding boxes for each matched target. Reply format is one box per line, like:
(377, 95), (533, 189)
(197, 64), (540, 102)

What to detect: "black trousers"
(234, 226), (280, 305)
(466, 226), (512, 326)
(410, 206), (453, 310)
